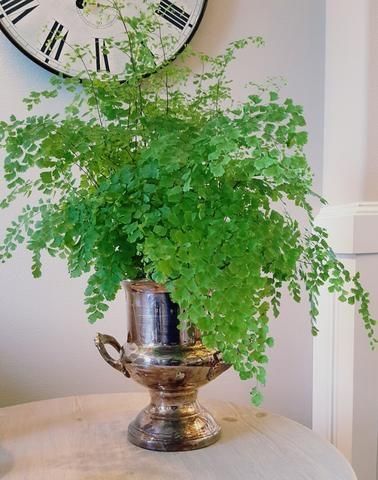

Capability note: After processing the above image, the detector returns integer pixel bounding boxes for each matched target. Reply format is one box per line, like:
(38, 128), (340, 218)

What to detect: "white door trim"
(313, 202), (378, 464)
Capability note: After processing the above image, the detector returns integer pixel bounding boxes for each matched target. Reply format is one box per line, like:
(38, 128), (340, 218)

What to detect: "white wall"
(313, 1), (378, 478)
(0, 0), (326, 428)
(322, 0), (378, 205)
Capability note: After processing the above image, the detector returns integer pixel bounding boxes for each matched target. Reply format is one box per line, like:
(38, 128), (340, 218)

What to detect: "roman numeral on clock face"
(0, 0), (39, 24)
(156, 0), (191, 30)
(95, 38), (110, 72)
(41, 21), (68, 63)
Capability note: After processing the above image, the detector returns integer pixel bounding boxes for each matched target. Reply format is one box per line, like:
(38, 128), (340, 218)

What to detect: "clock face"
(0, 0), (207, 79)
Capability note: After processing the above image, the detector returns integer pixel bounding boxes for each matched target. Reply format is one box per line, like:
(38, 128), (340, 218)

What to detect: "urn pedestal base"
(128, 389), (221, 451)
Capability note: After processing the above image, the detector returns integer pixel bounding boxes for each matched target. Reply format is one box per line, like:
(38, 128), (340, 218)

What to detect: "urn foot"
(128, 389), (221, 451)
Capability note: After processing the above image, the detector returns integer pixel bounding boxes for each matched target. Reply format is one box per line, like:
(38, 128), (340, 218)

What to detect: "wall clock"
(0, 0), (207, 79)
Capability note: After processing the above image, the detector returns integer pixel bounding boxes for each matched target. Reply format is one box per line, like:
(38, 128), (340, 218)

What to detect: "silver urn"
(95, 280), (230, 452)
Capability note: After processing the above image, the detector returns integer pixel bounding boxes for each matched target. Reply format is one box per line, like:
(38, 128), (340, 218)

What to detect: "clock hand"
(76, 1), (109, 11)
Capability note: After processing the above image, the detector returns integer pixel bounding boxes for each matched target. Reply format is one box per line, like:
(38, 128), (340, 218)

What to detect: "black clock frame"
(0, 0), (208, 78)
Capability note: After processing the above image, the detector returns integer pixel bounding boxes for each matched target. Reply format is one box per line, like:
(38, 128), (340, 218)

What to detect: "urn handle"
(95, 333), (130, 378)
(207, 352), (230, 381)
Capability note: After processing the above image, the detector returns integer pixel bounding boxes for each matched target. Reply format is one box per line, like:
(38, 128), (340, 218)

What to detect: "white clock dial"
(0, 0), (207, 79)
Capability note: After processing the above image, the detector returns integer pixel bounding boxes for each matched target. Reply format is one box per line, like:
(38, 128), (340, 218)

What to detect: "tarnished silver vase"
(95, 280), (229, 451)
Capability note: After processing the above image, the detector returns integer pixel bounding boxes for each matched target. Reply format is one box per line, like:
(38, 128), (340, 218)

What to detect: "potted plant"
(0, 7), (375, 451)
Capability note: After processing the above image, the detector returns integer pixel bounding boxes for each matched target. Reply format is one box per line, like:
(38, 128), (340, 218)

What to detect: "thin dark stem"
(63, 34), (136, 168)
(52, 130), (101, 187)
(66, 43), (106, 130)
(157, 23), (170, 115)
(111, 1), (144, 115)
(74, 161), (100, 188)
(59, 38), (106, 129)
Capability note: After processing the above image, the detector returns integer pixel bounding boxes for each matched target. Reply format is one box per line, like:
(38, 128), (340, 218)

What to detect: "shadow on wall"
(191, 0), (238, 53)
(0, 447), (14, 479)
(1, 35), (51, 91)
(0, 367), (34, 407)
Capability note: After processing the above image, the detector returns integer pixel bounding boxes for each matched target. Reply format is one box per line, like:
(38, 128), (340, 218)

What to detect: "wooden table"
(0, 393), (356, 480)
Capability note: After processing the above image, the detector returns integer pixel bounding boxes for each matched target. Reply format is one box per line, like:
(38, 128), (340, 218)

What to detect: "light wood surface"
(0, 393), (356, 480)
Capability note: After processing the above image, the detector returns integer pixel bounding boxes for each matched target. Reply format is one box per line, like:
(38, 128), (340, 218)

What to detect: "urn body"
(95, 280), (229, 451)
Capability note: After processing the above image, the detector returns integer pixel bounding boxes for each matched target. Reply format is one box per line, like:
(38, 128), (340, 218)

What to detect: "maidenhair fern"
(0, 8), (375, 405)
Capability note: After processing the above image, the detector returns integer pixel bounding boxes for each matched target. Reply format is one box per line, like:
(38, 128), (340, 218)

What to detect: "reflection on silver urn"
(95, 280), (230, 451)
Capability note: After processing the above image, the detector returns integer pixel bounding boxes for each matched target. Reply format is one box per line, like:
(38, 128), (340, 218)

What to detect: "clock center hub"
(76, 1), (117, 29)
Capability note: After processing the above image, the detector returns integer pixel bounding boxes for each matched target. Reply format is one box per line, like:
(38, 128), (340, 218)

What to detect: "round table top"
(0, 392), (356, 480)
